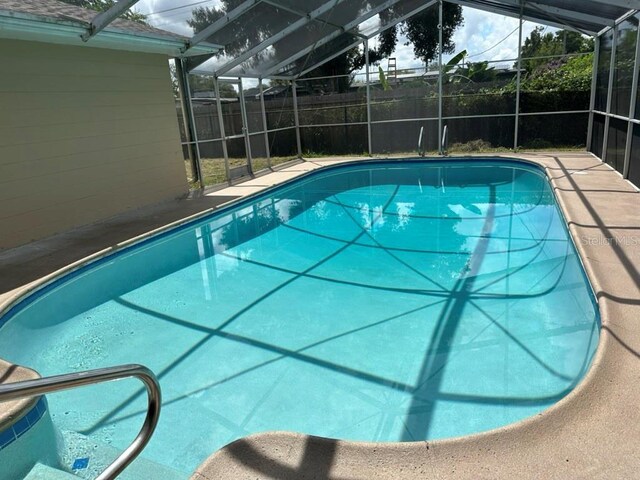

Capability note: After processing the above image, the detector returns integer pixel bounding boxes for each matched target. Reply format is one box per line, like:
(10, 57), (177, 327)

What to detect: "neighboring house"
(0, 0), (218, 249)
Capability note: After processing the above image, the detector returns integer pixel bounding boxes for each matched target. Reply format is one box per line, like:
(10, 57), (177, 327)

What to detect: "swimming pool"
(0, 159), (599, 478)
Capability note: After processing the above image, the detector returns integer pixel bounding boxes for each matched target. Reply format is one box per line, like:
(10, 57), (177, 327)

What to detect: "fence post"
(292, 80), (303, 158)
(213, 76), (230, 183)
(514, 6), (523, 150)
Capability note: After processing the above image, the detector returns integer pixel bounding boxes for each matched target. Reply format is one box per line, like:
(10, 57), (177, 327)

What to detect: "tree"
(189, 75), (238, 98)
(168, 63), (239, 99)
(60, 0), (147, 23)
(363, 4), (464, 67)
(519, 27), (593, 73)
(522, 53), (593, 92)
(187, 2), (463, 91)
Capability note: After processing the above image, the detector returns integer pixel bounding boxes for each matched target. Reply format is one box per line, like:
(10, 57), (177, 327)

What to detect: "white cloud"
(449, 7), (556, 66)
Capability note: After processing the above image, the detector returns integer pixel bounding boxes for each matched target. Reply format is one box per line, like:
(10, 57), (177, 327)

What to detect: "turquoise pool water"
(0, 160), (599, 477)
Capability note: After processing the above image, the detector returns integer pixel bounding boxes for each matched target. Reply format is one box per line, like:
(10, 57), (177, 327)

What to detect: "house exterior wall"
(0, 39), (187, 249)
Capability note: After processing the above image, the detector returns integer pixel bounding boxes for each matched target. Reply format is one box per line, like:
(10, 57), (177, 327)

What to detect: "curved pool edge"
(191, 154), (640, 479)
(1, 152), (637, 478)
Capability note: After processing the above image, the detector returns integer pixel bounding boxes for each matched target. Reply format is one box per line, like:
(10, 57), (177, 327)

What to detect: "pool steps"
(0, 364), (161, 480)
(58, 429), (184, 480)
(25, 463), (77, 479)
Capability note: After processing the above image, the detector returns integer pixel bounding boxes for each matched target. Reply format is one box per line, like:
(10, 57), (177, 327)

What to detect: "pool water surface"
(0, 160), (599, 477)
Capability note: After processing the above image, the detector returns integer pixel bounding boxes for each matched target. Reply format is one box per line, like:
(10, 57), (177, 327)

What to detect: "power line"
(466, 23), (520, 58)
(143, 0), (217, 17)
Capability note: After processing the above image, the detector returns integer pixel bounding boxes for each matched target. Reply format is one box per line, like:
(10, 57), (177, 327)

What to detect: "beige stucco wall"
(0, 39), (187, 249)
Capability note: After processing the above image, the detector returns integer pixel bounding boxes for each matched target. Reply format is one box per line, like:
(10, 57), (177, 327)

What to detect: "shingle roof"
(0, 0), (187, 42)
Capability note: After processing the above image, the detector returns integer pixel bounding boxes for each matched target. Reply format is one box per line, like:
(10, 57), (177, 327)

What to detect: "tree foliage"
(189, 75), (238, 98)
(521, 53), (594, 92)
(60, 0), (147, 23)
(519, 27), (593, 73)
(366, 4), (463, 66)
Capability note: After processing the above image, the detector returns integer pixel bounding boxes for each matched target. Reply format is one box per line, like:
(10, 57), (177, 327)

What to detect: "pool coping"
(1, 152), (638, 478)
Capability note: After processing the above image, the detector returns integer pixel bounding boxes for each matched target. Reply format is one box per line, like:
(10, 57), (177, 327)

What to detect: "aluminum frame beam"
(514, 4), (523, 150)
(263, 0), (367, 37)
(491, 0), (615, 31)
(365, 39), (372, 156)
(292, 80), (303, 158)
(438, 0), (443, 154)
(261, 0), (406, 79)
(183, 0), (261, 53)
(601, 26), (618, 164)
(258, 80), (271, 167)
(294, 0), (438, 79)
(587, 0), (640, 10)
(214, 0), (350, 77)
(447, 0), (597, 34)
(81, 0), (140, 41)
(586, 37), (600, 151)
(623, 21), (640, 177)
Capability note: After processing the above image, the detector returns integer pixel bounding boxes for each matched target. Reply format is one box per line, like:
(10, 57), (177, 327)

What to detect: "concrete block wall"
(0, 39), (187, 249)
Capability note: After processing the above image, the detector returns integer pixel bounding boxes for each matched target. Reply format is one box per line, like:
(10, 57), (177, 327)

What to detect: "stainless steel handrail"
(0, 364), (161, 480)
(417, 125), (426, 157)
(441, 124), (449, 156)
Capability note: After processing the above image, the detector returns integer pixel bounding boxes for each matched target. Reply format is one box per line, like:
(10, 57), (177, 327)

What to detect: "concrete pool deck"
(0, 152), (639, 479)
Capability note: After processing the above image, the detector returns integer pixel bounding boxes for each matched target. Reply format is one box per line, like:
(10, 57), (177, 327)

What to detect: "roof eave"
(0, 10), (221, 57)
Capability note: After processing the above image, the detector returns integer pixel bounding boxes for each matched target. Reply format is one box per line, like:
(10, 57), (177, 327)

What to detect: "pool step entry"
(25, 463), (78, 479)
(0, 364), (161, 480)
(57, 429), (184, 480)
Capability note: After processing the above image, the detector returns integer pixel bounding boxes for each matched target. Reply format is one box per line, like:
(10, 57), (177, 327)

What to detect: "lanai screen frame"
(588, 10), (640, 185)
(124, 0), (639, 187)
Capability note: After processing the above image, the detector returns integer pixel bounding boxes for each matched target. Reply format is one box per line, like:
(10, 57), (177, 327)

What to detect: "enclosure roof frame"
(182, 0), (638, 80)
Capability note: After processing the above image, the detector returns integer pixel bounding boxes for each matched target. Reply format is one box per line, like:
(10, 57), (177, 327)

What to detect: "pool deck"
(1, 152), (639, 478)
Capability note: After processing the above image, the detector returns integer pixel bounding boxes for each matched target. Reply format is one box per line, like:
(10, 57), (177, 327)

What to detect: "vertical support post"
(623, 23), (640, 178)
(438, 0), (443, 155)
(178, 60), (204, 189)
(259, 78), (271, 168)
(175, 59), (202, 188)
(213, 76), (230, 183)
(292, 80), (303, 158)
(365, 38), (373, 156)
(602, 27), (617, 165)
(586, 36), (600, 150)
(238, 77), (253, 175)
(514, 4), (523, 150)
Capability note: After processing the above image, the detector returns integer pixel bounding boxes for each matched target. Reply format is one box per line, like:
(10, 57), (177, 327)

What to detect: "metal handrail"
(417, 125), (426, 157)
(441, 124), (449, 156)
(0, 364), (161, 480)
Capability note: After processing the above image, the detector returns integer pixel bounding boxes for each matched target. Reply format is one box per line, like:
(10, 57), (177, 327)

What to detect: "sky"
(133, 1), (556, 73)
